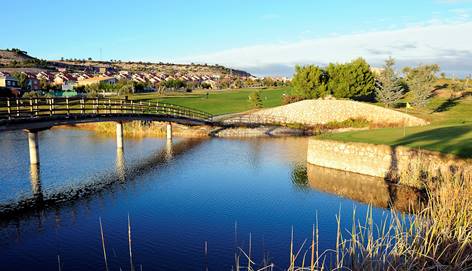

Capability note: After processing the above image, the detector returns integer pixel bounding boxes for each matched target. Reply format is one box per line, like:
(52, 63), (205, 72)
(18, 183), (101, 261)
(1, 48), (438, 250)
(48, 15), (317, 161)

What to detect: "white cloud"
(181, 22), (472, 76)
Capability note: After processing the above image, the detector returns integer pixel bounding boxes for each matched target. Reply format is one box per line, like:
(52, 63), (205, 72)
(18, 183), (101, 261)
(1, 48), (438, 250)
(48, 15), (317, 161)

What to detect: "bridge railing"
(0, 97), (213, 122)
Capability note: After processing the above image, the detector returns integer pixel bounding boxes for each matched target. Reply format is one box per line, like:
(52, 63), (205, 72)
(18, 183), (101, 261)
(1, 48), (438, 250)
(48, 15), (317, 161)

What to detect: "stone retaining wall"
(212, 126), (308, 137)
(307, 139), (471, 187)
(251, 99), (428, 127)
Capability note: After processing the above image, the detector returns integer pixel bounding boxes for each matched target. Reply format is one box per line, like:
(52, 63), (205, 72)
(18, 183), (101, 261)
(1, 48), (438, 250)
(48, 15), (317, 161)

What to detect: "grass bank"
(123, 87), (290, 115)
(321, 95), (472, 158)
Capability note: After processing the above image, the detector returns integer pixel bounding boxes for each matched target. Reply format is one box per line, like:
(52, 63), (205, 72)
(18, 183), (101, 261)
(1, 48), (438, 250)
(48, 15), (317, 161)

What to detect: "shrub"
(282, 95), (305, 105)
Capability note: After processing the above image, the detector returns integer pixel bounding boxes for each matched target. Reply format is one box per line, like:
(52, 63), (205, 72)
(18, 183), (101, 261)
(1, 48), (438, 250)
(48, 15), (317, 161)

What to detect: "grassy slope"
(128, 87), (290, 115)
(320, 95), (472, 158)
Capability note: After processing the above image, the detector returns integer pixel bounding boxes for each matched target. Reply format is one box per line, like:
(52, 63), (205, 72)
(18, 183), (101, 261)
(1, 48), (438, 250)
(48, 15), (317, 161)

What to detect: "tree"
(12, 72), (29, 90)
(10, 48), (27, 55)
(465, 75), (471, 89)
(403, 64), (440, 107)
(163, 79), (185, 90)
(375, 57), (404, 107)
(85, 83), (99, 97)
(249, 91), (263, 108)
(326, 58), (375, 100)
(450, 79), (465, 98)
(291, 65), (329, 99)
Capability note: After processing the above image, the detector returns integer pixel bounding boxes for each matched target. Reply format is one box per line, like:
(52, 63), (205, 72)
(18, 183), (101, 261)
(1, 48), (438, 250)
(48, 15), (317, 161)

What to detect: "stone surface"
(307, 139), (471, 186)
(212, 126), (308, 137)
(250, 99), (428, 126)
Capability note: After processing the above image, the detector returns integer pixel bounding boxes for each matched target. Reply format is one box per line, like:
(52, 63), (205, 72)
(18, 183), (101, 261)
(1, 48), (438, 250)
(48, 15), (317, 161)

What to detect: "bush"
(22, 91), (40, 98)
(282, 95), (305, 105)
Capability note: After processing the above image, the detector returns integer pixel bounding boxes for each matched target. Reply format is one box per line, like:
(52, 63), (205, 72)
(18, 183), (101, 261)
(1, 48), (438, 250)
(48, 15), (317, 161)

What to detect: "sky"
(2, 0), (472, 76)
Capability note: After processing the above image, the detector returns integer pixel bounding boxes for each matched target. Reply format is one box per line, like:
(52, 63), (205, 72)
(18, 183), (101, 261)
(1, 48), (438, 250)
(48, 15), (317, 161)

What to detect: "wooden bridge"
(0, 97), (214, 131)
(0, 97), (293, 166)
(0, 97), (218, 165)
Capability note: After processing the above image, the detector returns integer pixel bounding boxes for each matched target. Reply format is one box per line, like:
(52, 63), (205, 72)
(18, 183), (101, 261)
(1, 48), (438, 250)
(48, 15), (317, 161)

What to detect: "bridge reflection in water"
(300, 164), (424, 212)
(29, 164), (43, 203)
(1, 138), (202, 219)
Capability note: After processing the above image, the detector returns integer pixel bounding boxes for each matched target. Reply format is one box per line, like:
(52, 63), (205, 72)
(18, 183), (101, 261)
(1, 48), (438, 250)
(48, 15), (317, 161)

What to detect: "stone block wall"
(307, 139), (471, 187)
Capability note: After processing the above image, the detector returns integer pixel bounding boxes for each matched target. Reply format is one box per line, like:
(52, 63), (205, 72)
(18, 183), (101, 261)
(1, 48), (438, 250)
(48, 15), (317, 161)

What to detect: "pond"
(0, 129), (418, 270)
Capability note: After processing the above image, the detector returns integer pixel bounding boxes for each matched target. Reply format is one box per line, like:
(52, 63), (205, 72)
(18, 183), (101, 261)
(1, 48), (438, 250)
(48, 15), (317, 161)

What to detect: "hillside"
(53, 59), (251, 77)
(0, 48), (252, 78)
(0, 49), (37, 65)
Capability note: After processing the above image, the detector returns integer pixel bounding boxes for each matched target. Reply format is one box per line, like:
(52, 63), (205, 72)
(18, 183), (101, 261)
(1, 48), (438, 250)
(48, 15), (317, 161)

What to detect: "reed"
(235, 170), (472, 270)
(99, 217), (109, 271)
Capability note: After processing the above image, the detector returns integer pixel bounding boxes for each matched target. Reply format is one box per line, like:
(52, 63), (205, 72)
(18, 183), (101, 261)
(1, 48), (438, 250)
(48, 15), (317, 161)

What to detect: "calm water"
(0, 129), (406, 270)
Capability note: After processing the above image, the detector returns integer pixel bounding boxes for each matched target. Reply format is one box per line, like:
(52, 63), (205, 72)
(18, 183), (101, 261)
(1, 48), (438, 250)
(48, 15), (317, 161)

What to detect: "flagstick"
(403, 105), (408, 137)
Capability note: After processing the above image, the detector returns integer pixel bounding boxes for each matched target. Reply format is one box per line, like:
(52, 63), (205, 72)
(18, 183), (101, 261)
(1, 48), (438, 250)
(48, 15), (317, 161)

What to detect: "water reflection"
(165, 138), (173, 161)
(116, 148), (126, 182)
(293, 163), (424, 212)
(0, 138), (204, 218)
(29, 164), (43, 203)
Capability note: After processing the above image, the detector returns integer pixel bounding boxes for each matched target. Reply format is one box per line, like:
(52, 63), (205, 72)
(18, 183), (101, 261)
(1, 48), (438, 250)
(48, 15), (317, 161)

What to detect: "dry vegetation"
(234, 168), (472, 270)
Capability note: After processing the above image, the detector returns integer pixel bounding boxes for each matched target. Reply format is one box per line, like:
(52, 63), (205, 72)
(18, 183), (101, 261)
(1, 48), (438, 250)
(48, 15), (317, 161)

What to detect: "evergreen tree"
(403, 64), (439, 107)
(326, 58), (375, 100)
(375, 57), (404, 107)
(291, 65), (329, 99)
(249, 91), (263, 108)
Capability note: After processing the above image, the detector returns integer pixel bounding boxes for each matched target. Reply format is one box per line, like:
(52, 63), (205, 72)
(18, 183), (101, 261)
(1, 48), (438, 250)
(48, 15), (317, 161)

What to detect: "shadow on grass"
(433, 97), (461, 113)
(393, 125), (472, 158)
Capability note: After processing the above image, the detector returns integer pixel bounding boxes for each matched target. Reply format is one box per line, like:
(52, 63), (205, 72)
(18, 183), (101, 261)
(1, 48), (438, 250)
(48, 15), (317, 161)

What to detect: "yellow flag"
(406, 102), (412, 109)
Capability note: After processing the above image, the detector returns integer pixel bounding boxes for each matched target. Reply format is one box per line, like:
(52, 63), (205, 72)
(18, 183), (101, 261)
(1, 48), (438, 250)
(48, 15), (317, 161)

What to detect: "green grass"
(320, 95), (472, 158)
(126, 87), (290, 115)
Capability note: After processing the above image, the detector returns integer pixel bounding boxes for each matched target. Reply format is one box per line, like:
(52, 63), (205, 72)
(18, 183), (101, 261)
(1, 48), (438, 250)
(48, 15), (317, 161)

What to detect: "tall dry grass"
(235, 170), (472, 270)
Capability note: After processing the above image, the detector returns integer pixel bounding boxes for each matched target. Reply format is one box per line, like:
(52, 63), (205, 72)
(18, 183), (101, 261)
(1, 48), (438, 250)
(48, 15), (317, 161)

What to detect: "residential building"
(0, 75), (21, 96)
(22, 72), (40, 90)
(0, 75), (20, 88)
(76, 76), (117, 87)
(54, 73), (76, 85)
(36, 71), (53, 82)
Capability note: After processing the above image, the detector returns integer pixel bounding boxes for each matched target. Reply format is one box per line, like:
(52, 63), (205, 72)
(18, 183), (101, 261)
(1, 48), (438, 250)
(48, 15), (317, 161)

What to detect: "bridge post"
(26, 130), (40, 165)
(166, 122), (173, 140)
(116, 122), (124, 149)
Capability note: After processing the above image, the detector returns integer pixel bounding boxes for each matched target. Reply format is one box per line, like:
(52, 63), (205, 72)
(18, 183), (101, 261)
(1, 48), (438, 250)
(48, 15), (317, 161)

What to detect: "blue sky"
(2, 0), (472, 76)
